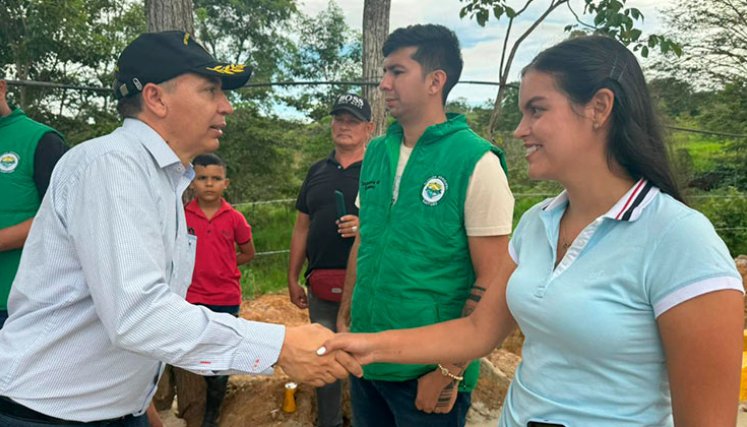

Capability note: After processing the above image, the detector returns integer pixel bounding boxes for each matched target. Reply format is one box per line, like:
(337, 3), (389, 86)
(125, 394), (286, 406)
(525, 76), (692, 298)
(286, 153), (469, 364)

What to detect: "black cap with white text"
(330, 93), (372, 121)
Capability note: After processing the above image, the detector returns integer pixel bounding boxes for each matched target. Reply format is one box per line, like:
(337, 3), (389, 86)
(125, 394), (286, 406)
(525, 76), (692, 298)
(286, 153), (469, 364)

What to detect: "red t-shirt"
(185, 199), (252, 306)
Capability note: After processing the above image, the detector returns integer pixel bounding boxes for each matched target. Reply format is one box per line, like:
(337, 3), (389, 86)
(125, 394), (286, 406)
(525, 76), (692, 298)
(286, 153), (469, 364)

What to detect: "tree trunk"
(146, 0), (194, 33)
(15, 60), (29, 110)
(362, 0), (391, 136)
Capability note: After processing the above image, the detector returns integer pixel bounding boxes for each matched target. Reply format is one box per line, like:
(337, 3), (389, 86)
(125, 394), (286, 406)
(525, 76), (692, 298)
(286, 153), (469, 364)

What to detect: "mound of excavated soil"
(159, 293), (519, 426)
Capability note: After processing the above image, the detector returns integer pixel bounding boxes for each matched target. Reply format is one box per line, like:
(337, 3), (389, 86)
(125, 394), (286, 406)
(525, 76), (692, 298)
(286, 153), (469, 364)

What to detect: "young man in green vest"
(0, 75), (67, 328)
(336, 24), (514, 426)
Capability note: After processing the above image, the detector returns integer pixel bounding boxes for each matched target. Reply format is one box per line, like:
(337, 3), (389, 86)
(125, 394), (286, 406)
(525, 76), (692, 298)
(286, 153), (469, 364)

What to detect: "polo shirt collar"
(326, 150), (362, 168)
(185, 198), (232, 219)
(542, 178), (659, 222)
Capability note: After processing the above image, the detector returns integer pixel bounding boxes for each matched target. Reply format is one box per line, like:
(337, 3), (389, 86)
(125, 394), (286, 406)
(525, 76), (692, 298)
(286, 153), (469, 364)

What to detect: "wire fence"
(248, 194), (747, 257)
(6, 78), (747, 139)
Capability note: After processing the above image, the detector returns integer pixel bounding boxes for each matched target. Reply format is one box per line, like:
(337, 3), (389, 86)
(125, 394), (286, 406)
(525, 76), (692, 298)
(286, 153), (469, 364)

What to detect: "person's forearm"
(236, 243), (255, 265)
(0, 218), (33, 252)
(287, 219), (309, 284)
(366, 315), (496, 365)
(236, 253), (254, 265)
(347, 252), (517, 366)
(437, 282), (489, 374)
(337, 235), (360, 327)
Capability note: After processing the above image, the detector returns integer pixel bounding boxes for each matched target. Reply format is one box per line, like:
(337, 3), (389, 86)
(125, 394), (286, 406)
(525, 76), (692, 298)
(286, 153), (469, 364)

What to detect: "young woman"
(322, 36), (744, 426)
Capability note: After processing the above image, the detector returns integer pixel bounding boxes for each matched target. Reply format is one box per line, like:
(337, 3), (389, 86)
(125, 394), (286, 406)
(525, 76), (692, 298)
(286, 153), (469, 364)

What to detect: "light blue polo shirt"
(501, 180), (743, 427)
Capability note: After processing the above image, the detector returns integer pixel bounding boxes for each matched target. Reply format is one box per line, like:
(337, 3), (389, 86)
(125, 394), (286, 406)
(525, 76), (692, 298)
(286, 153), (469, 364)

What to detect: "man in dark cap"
(0, 31), (359, 426)
(287, 93), (372, 427)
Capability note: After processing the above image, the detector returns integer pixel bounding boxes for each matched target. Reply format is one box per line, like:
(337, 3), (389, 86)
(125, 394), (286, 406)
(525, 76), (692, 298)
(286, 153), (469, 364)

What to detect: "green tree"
(655, 0), (747, 191)
(458, 0), (680, 139)
(648, 77), (704, 118)
(0, 0), (145, 143)
(193, 0), (297, 106)
(280, 1), (362, 120)
(659, 0), (746, 86)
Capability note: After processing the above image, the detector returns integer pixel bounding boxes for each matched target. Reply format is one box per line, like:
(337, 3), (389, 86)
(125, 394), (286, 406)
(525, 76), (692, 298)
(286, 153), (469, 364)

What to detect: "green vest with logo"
(0, 108), (60, 311)
(352, 114), (507, 391)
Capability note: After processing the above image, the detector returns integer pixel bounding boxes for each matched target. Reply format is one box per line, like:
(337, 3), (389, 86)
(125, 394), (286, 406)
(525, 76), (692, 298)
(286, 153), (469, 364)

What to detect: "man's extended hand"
(277, 324), (362, 387)
(415, 368), (459, 414)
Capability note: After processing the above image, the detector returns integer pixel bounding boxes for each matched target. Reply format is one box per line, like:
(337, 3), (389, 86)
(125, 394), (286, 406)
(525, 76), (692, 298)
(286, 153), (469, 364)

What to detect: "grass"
(235, 201), (296, 298)
(671, 131), (726, 173)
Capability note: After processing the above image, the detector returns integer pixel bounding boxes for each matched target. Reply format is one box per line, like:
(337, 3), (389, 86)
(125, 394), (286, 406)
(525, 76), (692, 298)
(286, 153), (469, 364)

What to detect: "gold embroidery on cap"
(184, 33), (190, 45)
(205, 64), (246, 75)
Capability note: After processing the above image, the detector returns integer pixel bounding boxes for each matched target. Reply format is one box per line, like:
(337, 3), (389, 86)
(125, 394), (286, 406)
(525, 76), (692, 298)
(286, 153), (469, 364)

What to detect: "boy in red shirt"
(185, 153), (255, 427)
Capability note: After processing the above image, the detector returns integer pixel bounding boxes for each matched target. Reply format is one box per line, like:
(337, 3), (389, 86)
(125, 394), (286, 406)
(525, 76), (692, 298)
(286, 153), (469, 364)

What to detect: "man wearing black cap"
(288, 93), (373, 427)
(0, 31), (359, 426)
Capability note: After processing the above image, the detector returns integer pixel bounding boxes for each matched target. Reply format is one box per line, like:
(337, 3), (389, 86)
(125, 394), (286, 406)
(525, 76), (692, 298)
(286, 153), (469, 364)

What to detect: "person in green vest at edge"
(0, 73), (67, 328)
(335, 24), (514, 427)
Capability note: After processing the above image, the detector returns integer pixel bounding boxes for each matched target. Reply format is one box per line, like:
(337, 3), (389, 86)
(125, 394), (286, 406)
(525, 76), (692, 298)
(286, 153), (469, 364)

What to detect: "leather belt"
(0, 396), (136, 425)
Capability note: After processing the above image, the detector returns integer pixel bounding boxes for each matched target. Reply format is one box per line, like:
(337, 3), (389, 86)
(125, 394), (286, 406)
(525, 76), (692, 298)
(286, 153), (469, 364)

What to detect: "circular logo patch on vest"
(422, 176), (448, 206)
(0, 152), (19, 173)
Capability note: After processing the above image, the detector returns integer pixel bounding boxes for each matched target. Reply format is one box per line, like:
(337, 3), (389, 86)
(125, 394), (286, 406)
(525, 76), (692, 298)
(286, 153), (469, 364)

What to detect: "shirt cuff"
(231, 321), (286, 374)
(653, 276), (744, 318)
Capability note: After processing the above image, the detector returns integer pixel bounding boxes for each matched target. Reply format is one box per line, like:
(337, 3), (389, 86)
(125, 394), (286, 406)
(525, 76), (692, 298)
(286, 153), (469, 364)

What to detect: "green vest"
(352, 114), (507, 391)
(0, 108), (60, 310)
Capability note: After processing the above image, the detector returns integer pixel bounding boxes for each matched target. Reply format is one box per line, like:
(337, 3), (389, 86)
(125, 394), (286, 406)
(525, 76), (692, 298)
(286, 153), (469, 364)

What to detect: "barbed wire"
(6, 78), (747, 139)
(233, 198), (294, 208)
(253, 225), (747, 257)
(233, 192), (747, 207)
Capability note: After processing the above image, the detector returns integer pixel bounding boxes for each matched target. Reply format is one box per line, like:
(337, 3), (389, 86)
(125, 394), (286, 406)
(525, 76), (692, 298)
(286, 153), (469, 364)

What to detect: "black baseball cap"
(114, 31), (252, 99)
(330, 93), (372, 121)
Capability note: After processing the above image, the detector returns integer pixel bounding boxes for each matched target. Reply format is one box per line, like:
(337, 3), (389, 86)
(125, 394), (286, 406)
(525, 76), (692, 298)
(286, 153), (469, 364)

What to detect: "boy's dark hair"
(193, 153), (226, 169)
(523, 35), (683, 203)
(382, 24), (463, 104)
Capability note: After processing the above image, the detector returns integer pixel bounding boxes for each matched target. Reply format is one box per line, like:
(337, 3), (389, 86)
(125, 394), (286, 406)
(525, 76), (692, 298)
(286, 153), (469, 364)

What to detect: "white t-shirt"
(358, 145), (514, 237)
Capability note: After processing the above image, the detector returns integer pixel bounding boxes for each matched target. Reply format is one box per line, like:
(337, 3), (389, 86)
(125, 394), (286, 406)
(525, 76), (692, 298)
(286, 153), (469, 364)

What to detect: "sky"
(297, 0), (676, 106)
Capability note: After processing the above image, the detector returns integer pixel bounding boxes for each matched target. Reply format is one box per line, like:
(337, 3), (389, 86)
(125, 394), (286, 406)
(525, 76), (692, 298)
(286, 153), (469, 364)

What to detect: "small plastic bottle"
(282, 382), (298, 413)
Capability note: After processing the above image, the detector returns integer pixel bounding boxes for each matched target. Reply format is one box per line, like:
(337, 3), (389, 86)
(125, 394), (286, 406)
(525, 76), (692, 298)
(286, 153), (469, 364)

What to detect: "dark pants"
(308, 292), (343, 427)
(198, 304), (239, 427)
(0, 414), (148, 427)
(0, 398), (148, 427)
(349, 375), (471, 427)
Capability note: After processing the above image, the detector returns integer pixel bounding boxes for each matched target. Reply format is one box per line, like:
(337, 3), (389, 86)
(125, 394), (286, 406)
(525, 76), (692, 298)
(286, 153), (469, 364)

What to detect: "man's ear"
(589, 88), (615, 130)
(428, 70), (447, 98)
(365, 121), (375, 138)
(224, 177), (230, 188)
(140, 83), (168, 118)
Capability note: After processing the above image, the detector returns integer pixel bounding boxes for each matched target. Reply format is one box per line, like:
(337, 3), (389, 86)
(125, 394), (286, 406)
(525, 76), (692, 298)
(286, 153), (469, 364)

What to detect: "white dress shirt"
(0, 119), (285, 421)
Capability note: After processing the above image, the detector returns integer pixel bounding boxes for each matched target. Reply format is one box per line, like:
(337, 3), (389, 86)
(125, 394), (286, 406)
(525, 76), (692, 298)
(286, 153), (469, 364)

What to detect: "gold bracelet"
(437, 364), (464, 382)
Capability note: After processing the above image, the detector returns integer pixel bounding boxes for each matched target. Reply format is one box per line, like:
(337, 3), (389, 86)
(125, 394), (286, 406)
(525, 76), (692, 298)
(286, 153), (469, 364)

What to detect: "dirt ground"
(158, 406), (747, 427)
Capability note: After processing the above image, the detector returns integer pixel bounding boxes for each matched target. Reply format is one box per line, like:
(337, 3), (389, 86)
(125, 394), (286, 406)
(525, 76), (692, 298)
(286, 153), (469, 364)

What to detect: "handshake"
(274, 323), (371, 387)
